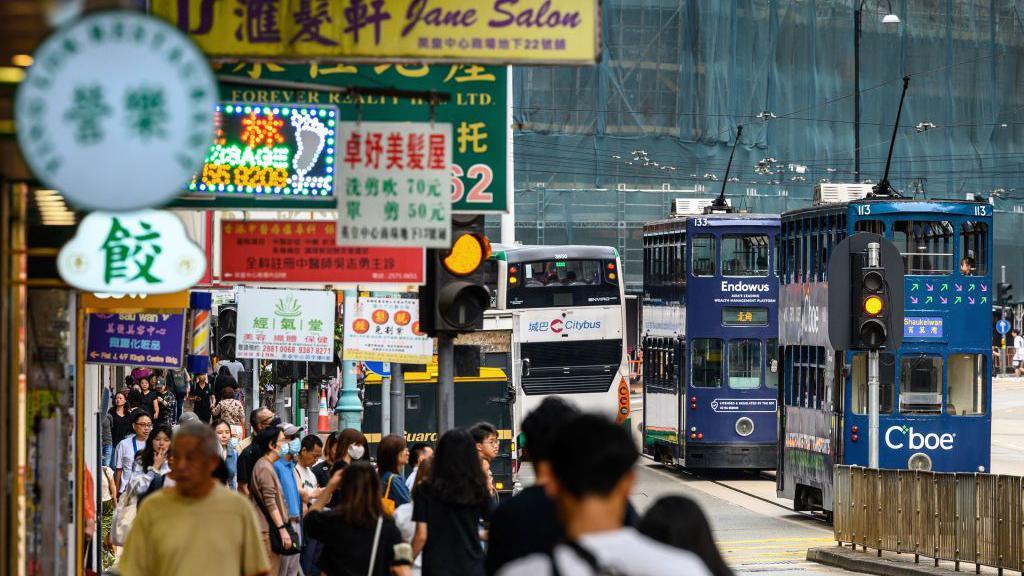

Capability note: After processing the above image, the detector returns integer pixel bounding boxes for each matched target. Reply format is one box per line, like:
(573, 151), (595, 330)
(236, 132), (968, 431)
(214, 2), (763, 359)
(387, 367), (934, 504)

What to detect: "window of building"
(691, 235), (715, 277)
(690, 338), (723, 388)
(899, 355), (943, 414)
(766, 338), (779, 388)
(855, 220), (885, 234)
(960, 222), (988, 276)
(850, 352), (895, 414)
(893, 220), (954, 275)
(728, 339), (762, 389)
(947, 354), (986, 415)
(721, 234), (770, 277)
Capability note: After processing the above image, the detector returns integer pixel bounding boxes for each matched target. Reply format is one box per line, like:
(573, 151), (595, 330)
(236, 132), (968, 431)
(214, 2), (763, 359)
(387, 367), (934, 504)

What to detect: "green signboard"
(172, 63), (507, 213)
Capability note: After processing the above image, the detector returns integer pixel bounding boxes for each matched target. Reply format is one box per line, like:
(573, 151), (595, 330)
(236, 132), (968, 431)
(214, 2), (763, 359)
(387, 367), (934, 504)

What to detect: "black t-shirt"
(413, 483), (491, 576)
(191, 383), (213, 422)
(304, 511), (401, 576)
(484, 485), (640, 576)
(108, 409), (133, 447)
(141, 391), (160, 416)
(312, 459), (336, 487)
(235, 443), (259, 489)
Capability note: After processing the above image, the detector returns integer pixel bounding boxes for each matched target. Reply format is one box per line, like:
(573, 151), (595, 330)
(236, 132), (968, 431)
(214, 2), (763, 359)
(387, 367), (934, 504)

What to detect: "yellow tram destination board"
(152, 0), (600, 65)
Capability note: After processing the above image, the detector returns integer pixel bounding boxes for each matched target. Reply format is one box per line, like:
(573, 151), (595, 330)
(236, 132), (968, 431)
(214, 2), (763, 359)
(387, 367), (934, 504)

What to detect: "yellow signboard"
(151, 0), (600, 64)
(81, 291), (190, 311)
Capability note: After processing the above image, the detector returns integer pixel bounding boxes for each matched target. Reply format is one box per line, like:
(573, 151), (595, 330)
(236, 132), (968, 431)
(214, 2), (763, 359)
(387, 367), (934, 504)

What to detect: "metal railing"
(834, 465), (1024, 573)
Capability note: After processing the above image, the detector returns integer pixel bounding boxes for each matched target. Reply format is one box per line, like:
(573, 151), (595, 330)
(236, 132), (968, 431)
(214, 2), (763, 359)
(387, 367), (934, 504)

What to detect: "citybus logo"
(550, 319), (564, 333)
(884, 425), (955, 450)
(721, 281), (770, 293)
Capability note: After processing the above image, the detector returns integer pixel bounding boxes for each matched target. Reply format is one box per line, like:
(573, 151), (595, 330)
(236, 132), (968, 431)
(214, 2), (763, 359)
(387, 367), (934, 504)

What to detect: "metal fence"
(834, 466), (1024, 573)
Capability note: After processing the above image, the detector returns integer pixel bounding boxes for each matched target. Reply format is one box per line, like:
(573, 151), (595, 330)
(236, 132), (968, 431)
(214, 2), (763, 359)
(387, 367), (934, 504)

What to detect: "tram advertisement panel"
(780, 284), (829, 347)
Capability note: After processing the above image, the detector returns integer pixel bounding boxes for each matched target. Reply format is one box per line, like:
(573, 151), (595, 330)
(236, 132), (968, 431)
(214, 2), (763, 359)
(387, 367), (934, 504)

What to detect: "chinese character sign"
(343, 296), (431, 364)
(15, 12), (217, 211)
(86, 312), (187, 369)
(236, 288), (336, 362)
(152, 0), (600, 65)
(58, 210), (207, 295)
(191, 104), (338, 197)
(337, 122), (452, 248)
(220, 220), (424, 284)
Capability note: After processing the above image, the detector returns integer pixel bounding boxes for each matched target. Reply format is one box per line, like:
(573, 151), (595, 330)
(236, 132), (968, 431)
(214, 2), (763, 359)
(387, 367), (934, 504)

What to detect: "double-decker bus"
(487, 244), (631, 424)
(777, 185), (993, 513)
(641, 211), (781, 469)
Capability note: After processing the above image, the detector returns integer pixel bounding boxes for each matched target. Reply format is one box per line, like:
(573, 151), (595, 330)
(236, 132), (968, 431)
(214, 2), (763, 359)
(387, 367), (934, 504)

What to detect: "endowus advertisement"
(517, 307), (622, 343)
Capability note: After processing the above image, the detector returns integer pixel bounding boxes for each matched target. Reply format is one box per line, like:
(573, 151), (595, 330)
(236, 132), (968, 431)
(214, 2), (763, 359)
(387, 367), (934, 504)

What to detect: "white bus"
(486, 244), (631, 432)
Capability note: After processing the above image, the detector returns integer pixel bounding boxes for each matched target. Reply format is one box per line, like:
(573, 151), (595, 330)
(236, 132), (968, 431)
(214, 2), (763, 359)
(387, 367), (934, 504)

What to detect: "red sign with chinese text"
(220, 220), (424, 285)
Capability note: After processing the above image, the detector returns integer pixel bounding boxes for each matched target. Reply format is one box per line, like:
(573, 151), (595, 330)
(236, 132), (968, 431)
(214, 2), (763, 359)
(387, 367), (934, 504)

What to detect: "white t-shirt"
(405, 466), (420, 491)
(1014, 335), (1024, 361)
(497, 527), (713, 576)
(113, 436), (145, 493)
(216, 360), (245, 381)
(295, 463), (318, 499)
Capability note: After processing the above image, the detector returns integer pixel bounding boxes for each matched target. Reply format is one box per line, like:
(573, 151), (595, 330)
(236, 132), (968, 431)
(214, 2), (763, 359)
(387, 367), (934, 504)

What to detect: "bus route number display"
(722, 307), (769, 327)
(189, 103), (338, 197)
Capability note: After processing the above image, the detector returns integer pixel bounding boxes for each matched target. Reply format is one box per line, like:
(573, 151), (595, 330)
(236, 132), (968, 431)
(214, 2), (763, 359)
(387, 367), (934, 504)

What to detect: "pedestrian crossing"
(718, 536), (835, 572)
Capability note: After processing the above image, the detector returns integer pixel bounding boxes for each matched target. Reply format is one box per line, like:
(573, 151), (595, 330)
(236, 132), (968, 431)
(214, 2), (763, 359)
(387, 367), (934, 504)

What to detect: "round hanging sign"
(15, 11), (216, 211)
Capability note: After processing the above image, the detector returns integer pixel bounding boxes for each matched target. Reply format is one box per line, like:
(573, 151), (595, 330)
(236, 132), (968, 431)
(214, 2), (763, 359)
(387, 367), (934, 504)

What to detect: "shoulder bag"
(109, 483), (139, 546)
(251, 489), (301, 555)
(380, 474), (396, 517)
(366, 515), (384, 576)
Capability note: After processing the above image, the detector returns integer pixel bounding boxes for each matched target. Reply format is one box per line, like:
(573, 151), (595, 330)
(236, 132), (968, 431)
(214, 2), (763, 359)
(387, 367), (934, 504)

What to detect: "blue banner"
(904, 317), (944, 339)
(86, 312), (186, 369)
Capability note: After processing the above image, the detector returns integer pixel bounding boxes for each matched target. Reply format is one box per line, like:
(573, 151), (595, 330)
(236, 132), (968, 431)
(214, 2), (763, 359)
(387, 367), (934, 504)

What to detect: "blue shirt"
(274, 458), (302, 518)
(382, 471), (411, 507)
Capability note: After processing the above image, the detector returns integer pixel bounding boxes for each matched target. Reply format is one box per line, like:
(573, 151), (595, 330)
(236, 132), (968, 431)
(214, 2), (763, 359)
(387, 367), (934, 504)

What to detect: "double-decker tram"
(641, 206), (781, 469)
(777, 185), (994, 513)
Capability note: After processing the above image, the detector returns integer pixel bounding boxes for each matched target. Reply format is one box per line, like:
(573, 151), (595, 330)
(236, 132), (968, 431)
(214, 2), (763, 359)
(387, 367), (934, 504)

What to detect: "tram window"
(765, 338), (779, 388)
(691, 235), (716, 277)
(899, 355), (943, 414)
(893, 221), (954, 275)
(728, 339), (762, 389)
(855, 220), (885, 235)
(960, 222), (988, 276)
(947, 354), (987, 415)
(691, 338), (723, 388)
(850, 352), (895, 414)
(721, 235), (769, 277)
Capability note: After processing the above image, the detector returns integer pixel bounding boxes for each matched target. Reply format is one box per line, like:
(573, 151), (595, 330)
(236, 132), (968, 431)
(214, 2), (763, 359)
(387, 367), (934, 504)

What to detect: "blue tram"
(642, 211), (781, 469)
(777, 190), (993, 512)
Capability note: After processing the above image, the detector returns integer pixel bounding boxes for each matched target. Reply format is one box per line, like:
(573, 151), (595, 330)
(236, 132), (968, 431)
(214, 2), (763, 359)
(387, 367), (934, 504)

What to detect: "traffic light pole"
(437, 333), (455, 434)
(867, 242), (881, 469)
(390, 363), (405, 436)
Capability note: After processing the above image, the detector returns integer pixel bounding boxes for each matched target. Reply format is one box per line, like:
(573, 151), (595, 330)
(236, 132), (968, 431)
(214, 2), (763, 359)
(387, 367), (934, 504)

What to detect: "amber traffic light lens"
(864, 295), (884, 316)
(443, 233), (491, 276)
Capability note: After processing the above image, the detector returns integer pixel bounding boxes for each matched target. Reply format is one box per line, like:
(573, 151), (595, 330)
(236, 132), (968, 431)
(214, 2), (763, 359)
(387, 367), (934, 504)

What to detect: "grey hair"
(172, 422), (220, 458)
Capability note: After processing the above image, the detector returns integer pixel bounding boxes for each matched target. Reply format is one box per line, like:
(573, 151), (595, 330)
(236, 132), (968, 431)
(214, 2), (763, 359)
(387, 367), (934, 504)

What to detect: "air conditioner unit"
(671, 198), (720, 216)
(813, 183), (872, 205)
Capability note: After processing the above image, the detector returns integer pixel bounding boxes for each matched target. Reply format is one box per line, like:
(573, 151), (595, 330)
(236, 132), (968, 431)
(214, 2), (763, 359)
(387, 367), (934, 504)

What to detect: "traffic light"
(216, 303), (237, 360)
(852, 254), (892, 349)
(998, 282), (1014, 306)
(418, 215), (492, 336)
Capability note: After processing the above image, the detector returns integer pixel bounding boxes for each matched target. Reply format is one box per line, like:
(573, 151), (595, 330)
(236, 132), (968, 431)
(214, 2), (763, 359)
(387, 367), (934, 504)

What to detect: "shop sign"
(343, 296), (431, 364)
(337, 121), (451, 248)
(15, 11), (216, 211)
(191, 103), (338, 198)
(58, 210), (207, 295)
(153, 0), (600, 65)
(177, 64), (507, 213)
(220, 220), (424, 285)
(236, 287), (336, 362)
(86, 312), (186, 369)
(81, 291), (191, 310)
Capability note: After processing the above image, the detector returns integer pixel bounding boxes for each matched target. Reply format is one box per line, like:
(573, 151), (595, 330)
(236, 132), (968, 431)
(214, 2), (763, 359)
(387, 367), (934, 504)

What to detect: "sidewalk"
(808, 546), (1004, 576)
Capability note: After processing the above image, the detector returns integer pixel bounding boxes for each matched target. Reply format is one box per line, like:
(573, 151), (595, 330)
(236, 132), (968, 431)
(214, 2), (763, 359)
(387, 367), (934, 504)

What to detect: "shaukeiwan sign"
(58, 210), (207, 295)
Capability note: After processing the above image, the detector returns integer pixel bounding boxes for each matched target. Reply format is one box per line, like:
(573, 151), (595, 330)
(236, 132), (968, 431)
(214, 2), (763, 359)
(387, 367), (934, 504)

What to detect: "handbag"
(366, 515), (384, 576)
(252, 491), (301, 556)
(109, 483), (139, 546)
(380, 474), (396, 517)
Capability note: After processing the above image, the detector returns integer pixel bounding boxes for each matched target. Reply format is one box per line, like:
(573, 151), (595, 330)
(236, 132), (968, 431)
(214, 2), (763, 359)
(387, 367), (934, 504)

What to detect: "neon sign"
(189, 103), (337, 197)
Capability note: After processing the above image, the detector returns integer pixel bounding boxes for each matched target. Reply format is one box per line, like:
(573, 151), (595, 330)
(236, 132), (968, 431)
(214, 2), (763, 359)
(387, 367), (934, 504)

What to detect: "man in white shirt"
(113, 411), (153, 495)
(1013, 329), (1024, 377)
(405, 442), (433, 490)
(498, 415), (712, 576)
(215, 359), (245, 381)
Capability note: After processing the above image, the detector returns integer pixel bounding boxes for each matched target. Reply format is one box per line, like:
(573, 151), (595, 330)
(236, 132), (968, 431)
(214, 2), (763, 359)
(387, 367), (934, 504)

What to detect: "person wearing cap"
(274, 423), (304, 576)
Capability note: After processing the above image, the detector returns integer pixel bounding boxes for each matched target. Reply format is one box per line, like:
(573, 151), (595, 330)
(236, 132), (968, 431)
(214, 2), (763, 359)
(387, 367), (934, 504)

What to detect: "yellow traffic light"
(443, 233), (491, 276)
(864, 295), (884, 316)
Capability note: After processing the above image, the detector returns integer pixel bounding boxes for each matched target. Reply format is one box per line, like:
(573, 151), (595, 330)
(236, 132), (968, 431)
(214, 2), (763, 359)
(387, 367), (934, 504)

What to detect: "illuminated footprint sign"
(189, 103), (338, 198)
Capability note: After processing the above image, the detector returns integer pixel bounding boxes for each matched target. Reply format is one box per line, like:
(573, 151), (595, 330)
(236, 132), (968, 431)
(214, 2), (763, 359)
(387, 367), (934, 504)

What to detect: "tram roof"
(643, 213), (780, 233)
(781, 197), (986, 220)
(491, 244), (619, 263)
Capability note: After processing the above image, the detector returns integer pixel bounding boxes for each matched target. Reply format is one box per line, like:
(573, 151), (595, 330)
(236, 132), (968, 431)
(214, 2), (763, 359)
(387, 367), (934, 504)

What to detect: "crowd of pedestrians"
(111, 365), (731, 576)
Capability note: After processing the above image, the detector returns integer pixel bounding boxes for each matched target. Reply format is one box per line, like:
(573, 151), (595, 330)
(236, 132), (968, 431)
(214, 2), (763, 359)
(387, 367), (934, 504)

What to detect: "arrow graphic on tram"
(940, 297), (948, 304)
(926, 283), (934, 291)
(980, 284), (988, 292)
(941, 283), (949, 291)
(968, 284), (976, 292)
(955, 283), (963, 292)
(911, 282), (920, 291)
(925, 296), (933, 304)
(968, 297), (976, 304)
(955, 296), (963, 304)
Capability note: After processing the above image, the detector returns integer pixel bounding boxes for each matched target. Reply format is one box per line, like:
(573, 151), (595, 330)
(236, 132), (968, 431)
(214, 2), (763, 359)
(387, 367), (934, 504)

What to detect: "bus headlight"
(908, 452), (932, 471)
(735, 417), (754, 437)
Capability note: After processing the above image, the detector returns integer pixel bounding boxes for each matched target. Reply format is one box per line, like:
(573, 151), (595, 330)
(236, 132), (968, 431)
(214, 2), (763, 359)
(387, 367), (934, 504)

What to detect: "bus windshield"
(509, 259), (620, 308)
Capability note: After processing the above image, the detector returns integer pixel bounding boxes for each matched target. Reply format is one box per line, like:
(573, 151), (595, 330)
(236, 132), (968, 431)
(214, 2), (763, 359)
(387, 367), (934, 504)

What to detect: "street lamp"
(854, 0), (901, 182)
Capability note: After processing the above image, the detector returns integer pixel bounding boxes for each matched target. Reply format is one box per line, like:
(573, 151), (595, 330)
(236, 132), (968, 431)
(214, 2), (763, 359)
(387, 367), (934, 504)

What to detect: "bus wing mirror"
(522, 358), (531, 377)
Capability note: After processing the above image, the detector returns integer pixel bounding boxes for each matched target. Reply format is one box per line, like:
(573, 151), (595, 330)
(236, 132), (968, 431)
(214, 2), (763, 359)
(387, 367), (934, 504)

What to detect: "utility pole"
(867, 242), (881, 469)
(390, 363), (405, 436)
(436, 334), (455, 434)
(338, 289), (363, 430)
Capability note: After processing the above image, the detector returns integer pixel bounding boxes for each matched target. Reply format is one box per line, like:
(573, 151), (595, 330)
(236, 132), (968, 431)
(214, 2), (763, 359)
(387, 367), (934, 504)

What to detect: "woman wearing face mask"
(337, 428), (370, 468)
(249, 426), (295, 573)
(213, 420), (239, 490)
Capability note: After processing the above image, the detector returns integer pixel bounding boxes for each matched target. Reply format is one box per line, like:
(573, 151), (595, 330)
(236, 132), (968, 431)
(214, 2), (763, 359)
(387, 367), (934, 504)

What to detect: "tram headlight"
(735, 417), (754, 437)
(908, 452), (932, 471)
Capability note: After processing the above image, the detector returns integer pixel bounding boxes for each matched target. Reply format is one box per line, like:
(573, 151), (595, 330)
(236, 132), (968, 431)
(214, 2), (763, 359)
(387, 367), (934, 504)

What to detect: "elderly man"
(119, 422), (270, 576)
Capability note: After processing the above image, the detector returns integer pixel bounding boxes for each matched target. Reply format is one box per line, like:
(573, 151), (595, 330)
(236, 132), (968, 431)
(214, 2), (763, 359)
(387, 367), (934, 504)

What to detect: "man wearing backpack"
(168, 369), (189, 423)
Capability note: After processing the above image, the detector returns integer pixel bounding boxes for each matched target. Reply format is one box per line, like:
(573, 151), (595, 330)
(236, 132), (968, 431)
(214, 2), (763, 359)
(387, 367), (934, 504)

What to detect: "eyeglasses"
(135, 422), (152, 428)
(484, 438), (500, 446)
